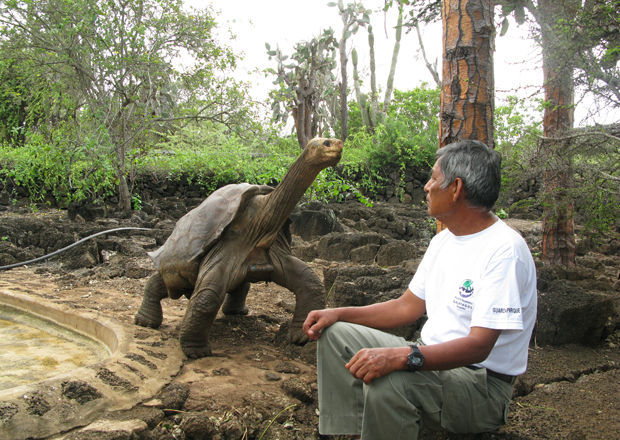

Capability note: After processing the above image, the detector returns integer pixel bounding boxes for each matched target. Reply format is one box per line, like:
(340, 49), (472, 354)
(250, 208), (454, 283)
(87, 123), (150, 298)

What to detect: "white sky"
(186, 0), (611, 127)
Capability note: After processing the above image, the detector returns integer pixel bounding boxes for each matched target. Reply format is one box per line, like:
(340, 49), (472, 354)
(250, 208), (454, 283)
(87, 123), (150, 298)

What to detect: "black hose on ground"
(0, 227), (153, 271)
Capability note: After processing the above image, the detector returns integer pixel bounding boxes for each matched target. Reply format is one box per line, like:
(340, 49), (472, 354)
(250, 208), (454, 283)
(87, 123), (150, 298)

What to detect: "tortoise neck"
(255, 155), (321, 248)
(266, 155), (320, 221)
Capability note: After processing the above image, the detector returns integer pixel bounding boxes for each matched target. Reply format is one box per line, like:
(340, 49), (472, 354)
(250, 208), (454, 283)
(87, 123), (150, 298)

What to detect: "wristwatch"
(406, 345), (425, 372)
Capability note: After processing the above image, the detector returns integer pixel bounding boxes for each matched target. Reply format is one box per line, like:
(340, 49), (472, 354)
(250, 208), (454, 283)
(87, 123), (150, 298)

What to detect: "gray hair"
(435, 140), (501, 210)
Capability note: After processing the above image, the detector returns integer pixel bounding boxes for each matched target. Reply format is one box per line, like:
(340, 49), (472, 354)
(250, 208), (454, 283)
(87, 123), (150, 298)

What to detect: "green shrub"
(495, 96), (619, 240)
(309, 167), (373, 207)
(0, 84), (442, 211)
(340, 86), (439, 199)
(137, 124), (300, 193)
(0, 125), (116, 206)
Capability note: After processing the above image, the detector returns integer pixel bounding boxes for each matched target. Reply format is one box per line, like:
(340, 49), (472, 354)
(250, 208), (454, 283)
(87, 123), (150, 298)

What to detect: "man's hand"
(303, 290), (426, 342)
(345, 347), (409, 384)
(302, 308), (340, 340)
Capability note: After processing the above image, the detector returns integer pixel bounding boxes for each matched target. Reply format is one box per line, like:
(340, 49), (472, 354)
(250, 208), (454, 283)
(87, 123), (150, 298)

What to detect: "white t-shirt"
(408, 219), (537, 376)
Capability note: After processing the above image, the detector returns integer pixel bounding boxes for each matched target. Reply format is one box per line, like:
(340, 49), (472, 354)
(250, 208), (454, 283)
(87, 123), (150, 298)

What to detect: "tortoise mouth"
(302, 138), (343, 168)
(328, 141), (343, 158)
(325, 149), (342, 166)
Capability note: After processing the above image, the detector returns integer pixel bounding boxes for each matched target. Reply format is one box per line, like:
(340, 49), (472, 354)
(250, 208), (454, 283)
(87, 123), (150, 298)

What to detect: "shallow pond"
(0, 304), (109, 391)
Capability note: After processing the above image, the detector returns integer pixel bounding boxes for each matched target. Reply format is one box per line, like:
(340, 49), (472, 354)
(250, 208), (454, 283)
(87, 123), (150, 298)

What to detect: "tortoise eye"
(323, 140), (331, 147)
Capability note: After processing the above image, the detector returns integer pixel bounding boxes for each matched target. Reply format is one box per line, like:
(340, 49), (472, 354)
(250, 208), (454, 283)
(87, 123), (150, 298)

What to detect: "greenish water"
(0, 304), (109, 391)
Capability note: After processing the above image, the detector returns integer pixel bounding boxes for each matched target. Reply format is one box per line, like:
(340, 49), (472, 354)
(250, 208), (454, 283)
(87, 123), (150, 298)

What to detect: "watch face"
(407, 346), (424, 371)
(408, 354), (423, 367)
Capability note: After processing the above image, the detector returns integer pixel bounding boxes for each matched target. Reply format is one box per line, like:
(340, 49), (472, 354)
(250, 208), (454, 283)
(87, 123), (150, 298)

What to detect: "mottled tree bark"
(437, 0), (495, 232)
(439, 0), (495, 149)
(538, 0), (579, 266)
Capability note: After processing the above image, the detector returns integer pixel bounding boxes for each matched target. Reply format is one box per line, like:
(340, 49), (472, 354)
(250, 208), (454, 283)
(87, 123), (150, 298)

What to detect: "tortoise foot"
(222, 304), (249, 316)
(222, 287), (250, 316)
(134, 311), (162, 328)
(288, 321), (310, 345)
(181, 341), (213, 359)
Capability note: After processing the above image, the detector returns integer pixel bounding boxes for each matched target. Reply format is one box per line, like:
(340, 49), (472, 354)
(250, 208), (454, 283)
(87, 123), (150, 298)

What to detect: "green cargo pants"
(317, 322), (514, 439)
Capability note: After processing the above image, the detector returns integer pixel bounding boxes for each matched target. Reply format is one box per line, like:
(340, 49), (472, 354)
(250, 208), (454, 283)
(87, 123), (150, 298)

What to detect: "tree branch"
(415, 21), (441, 87)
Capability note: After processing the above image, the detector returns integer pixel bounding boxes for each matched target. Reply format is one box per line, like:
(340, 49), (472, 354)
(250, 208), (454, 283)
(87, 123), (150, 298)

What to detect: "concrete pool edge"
(0, 288), (184, 440)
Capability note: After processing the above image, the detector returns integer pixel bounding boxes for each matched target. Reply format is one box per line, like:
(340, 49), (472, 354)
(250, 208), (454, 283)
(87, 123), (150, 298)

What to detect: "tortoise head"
(301, 137), (343, 169)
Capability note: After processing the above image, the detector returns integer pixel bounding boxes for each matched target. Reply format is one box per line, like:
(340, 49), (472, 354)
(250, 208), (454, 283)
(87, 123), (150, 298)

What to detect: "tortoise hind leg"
(180, 257), (238, 358)
(135, 272), (168, 328)
(222, 282), (250, 315)
(180, 278), (225, 358)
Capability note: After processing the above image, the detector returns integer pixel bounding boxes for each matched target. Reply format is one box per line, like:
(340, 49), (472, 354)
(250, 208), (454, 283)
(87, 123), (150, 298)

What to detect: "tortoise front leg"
(135, 273), (168, 328)
(271, 252), (325, 345)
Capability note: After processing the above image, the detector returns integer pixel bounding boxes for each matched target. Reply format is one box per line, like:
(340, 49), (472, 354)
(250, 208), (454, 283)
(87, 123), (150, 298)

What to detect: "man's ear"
(452, 177), (465, 202)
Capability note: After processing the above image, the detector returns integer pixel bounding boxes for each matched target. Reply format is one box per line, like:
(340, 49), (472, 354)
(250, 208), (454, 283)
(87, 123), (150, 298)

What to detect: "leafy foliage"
(494, 96), (544, 210)
(341, 86), (440, 199)
(136, 122), (373, 206)
(495, 96), (619, 240)
(558, 0), (620, 110)
(0, 127), (116, 206)
(137, 124), (299, 193)
(0, 0), (252, 210)
(266, 29), (339, 148)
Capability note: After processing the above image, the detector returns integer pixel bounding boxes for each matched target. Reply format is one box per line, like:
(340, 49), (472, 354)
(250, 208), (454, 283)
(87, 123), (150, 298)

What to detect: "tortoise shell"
(148, 183), (273, 297)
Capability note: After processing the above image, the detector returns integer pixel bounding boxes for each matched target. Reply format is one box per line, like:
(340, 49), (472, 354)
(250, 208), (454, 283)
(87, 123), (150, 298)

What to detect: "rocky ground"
(0, 197), (618, 440)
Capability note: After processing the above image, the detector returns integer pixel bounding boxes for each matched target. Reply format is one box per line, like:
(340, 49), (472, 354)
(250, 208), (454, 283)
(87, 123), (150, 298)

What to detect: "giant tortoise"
(135, 137), (343, 358)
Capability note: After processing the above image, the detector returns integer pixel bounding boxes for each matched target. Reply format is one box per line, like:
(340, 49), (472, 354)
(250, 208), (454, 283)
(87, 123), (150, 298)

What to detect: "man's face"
(424, 160), (455, 219)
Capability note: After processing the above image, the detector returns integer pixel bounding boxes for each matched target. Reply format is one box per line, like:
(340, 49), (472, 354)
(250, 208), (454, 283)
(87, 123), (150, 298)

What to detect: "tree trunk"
(538, 0), (579, 266)
(437, 0), (494, 233)
(352, 48), (371, 128)
(383, 2), (404, 113)
(439, 0), (495, 149)
(368, 24), (379, 128)
(114, 143), (131, 212)
(112, 113), (132, 212)
(339, 33), (349, 141)
(292, 104), (311, 149)
(293, 80), (313, 149)
(117, 173), (132, 212)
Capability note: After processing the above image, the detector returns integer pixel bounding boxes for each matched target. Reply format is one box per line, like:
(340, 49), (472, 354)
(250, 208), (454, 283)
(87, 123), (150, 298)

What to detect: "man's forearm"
(419, 327), (501, 371)
(334, 291), (425, 329)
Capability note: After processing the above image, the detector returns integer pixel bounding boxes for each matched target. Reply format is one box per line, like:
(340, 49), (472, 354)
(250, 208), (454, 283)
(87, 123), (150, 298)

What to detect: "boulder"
(323, 264), (421, 338)
(536, 278), (615, 346)
(290, 202), (344, 241)
(351, 243), (381, 264)
(62, 419), (148, 440)
(317, 232), (386, 261)
(376, 241), (421, 267)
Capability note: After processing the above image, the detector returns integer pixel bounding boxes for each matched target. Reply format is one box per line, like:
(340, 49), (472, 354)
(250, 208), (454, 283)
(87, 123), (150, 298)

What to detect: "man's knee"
(318, 322), (359, 361)
(322, 321), (352, 338)
(320, 321), (362, 350)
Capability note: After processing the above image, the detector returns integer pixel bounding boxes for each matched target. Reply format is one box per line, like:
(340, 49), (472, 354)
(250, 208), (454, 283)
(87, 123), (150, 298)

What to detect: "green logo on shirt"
(459, 279), (474, 298)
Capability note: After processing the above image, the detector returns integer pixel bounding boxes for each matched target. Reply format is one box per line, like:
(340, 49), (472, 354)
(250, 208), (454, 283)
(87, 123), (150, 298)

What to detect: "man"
(303, 140), (537, 439)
